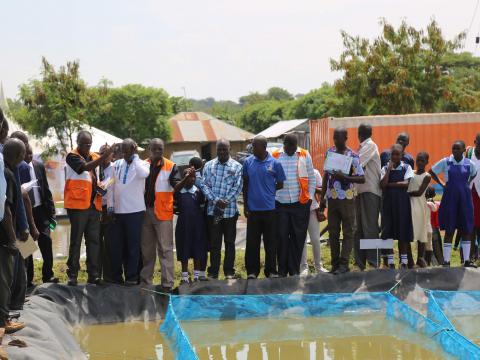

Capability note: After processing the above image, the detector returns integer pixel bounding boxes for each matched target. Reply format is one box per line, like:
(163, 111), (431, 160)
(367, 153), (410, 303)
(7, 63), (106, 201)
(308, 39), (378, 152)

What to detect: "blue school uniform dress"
(381, 162), (414, 242)
(432, 156), (477, 234)
(175, 185), (207, 262)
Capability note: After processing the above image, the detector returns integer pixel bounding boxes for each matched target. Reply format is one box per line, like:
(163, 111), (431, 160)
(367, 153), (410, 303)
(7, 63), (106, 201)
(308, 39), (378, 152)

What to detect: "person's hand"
(387, 161), (394, 171)
(30, 226), (40, 241)
(333, 171), (346, 182)
(217, 199), (228, 209)
(19, 229), (29, 242)
(316, 209), (327, 222)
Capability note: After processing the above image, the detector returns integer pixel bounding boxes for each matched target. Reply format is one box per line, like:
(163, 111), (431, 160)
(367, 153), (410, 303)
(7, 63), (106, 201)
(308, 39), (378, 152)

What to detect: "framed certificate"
(324, 152), (353, 175)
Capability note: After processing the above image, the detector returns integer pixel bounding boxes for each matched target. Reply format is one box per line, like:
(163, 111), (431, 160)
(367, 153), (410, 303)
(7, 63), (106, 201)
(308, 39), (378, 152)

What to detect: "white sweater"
(107, 156), (150, 214)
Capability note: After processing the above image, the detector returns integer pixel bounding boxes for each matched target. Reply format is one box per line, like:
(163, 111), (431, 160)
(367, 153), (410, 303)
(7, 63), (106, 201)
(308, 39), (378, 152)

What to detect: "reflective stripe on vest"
(64, 150), (102, 211)
(154, 158), (175, 221)
(272, 148), (310, 204)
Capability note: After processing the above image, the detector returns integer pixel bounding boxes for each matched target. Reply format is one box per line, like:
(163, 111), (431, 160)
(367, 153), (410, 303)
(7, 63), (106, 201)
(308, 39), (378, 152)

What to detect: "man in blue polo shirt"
(243, 135), (286, 279)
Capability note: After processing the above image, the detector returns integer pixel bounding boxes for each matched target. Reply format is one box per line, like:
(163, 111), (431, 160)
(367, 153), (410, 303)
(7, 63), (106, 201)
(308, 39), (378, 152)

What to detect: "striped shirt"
(275, 148), (316, 204)
(201, 157), (243, 218)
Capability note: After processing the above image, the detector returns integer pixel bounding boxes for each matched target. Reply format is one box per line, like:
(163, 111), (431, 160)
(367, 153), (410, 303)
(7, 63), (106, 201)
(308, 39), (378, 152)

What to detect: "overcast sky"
(1, 0), (479, 101)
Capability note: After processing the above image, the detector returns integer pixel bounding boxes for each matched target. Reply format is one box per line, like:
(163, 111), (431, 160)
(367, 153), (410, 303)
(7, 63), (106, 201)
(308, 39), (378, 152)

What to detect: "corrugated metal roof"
(169, 112), (253, 143)
(256, 119), (309, 139)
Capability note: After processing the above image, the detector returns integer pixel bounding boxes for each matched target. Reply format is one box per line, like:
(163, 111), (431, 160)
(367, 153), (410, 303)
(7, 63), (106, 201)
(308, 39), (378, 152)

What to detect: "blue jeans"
(110, 211), (145, 283)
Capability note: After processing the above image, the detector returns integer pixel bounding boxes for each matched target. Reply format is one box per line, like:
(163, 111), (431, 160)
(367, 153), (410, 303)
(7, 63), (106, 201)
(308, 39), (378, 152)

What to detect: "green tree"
(11, 57), (93, 151)
(89, 84), (172, 144)
(238, 92), (267, 106)
(288, 83), (340, 119)
(237, 100), (292, 133)
(211, 100), (242, 125)
(330, 19), (465, 116)
(266, 87), (294, 101)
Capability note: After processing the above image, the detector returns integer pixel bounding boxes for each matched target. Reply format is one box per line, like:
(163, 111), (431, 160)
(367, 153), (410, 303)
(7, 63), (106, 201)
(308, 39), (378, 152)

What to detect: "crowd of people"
(1, 104), (480, 338)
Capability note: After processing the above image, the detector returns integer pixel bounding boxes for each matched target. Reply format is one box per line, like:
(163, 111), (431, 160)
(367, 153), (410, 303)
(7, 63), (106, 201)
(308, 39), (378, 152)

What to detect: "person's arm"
(1, 204), (16, 246)
(429, 158), (446, 188)
(306, 153), (316, 200)
(409, 173), (432, 197)
(469, 160), (478, 184)
(275, 161), (286, 191)
(359, 142), (377, 169)
(380, 164), (391, 189)
(173, 167), (195, 193)
(224, 165), (243, 204)
(132, 155), (150, 179)
(77, 148), (114, 172)
(22, 190), (39, 240)
(39, 164), (56, 218)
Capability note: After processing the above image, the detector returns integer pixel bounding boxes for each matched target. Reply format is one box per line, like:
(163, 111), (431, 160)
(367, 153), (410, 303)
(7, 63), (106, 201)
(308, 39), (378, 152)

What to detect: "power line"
(467, 0), (480, 39)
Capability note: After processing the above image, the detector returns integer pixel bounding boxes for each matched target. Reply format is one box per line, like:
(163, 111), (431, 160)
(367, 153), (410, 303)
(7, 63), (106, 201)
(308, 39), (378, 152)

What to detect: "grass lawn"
(32, 241), (464, 288)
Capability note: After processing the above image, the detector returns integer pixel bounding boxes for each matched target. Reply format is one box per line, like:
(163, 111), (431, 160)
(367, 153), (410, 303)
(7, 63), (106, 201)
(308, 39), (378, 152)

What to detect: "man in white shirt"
(108, 138), (150, 285)
(354, 124), (382, 270)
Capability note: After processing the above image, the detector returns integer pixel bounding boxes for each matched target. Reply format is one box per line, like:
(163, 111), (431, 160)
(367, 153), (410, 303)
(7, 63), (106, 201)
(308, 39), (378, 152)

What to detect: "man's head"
(189, 156), (203, 171)
(283, 133), (298, 156)
(474, 133), (480, 153)
(10, 131), (29, 146)
(76, 130), (93, 158)
(149, 138), (164, 163)
(216, 139), (230, 163)
(25, 144), (33, 164)
(333, 126), (348, 149)
(358, 124), (372, 143)
(396, 132), (410, 151)
(390, 143), (403, 165)
(0, 116), (9, 144)
(99, 144), (113, 167)
(252, 135), (267, 159)
(122, 138), (137, 162)
(3, 138), (26, 168)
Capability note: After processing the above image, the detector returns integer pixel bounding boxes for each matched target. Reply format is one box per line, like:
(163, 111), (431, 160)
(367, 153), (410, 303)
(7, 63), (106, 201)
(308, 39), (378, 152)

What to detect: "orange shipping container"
(310, 112), (480, 172)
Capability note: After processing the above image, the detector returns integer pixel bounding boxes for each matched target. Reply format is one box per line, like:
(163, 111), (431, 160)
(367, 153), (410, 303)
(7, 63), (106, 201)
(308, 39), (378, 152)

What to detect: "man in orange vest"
(64, 130), (114, 286)
(272, 133), (316, 277)
(140, 138), (189, 291)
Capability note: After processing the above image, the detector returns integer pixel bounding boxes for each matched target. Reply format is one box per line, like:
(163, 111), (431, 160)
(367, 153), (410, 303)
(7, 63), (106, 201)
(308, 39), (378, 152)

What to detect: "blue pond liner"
(160, 291), (480, 360)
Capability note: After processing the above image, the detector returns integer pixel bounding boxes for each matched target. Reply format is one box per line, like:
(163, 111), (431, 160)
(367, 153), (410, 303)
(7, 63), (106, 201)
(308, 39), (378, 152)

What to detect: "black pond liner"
(7, 267), (480, 359)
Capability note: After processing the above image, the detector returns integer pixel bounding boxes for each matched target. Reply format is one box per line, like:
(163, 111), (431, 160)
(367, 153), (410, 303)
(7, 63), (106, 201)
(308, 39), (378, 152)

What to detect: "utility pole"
(181, 86), (188, 111)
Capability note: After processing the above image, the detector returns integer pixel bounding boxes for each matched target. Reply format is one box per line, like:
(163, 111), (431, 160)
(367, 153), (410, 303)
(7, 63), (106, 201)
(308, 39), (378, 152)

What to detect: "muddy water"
(73, 315), (451, 360)
(182, 315), (451, 360)
(450, 315), (480, 346)
(73, 321), (173, 360)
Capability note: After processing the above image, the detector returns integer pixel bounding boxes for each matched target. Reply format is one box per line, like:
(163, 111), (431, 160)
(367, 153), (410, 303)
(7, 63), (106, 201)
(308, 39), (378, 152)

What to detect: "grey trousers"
(0, 246), (15, 327)
(354, 192), (381, 269)
(67, 205), (101, 279)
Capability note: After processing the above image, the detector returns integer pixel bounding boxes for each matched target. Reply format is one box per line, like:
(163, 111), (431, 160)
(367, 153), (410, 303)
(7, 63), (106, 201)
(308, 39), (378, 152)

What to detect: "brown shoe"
(5, 320), (25, 334)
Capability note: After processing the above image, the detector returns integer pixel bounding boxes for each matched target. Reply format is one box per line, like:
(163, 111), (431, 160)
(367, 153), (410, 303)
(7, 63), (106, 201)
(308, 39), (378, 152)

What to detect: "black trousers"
(10, 251), (26, 309)
(100, 209), (113, 282)
(207, 215), (238, 277)
(276, 202), (310, 276)
(0, 246), (15, 327)
(26, 206), (54, 283)
(245, 210), (277, 277)
(67, 205), (101, 279)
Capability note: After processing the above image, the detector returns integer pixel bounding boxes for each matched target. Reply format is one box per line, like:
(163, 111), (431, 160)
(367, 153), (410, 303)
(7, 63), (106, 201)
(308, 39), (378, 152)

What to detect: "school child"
(380, 144), (414, 269)
(430, 140), (478, 267)
(175, 169), (208, 283)
(425, 186), (439, 266)
(466, 134), (480, 260)
(407, 152), (431, 267)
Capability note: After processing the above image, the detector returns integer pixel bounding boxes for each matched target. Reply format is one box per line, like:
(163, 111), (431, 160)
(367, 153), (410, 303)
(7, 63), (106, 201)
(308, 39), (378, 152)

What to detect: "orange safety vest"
(64, 149), (102, 211)
(149, 157), (175, 221)
(272, 148), (311, 204)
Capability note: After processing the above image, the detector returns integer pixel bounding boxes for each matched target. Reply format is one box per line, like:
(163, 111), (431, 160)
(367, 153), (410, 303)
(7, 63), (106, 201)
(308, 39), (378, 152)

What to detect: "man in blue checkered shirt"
(201, 139), (243, 279)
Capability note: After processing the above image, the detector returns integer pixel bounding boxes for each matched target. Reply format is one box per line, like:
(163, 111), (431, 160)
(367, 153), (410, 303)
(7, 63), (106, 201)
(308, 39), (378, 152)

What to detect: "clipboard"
(16, 238), (39, 259)
(324, 152), (353, 175)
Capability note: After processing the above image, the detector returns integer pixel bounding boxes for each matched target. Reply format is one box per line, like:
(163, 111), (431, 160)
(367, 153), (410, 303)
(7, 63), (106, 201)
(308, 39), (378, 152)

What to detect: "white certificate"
(324, 152), (353, 175)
